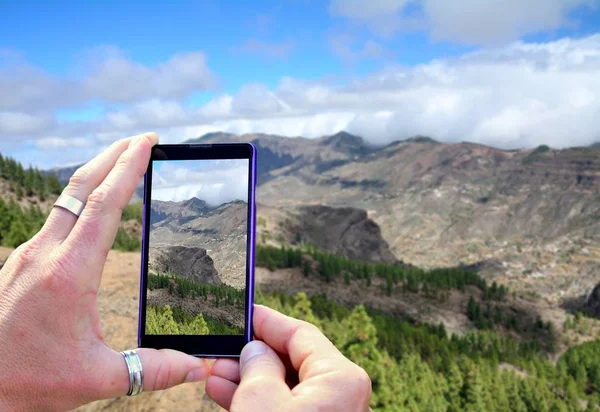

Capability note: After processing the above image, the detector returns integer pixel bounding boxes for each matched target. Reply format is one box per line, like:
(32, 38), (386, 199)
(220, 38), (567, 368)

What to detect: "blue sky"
(1, 0), (600, 167)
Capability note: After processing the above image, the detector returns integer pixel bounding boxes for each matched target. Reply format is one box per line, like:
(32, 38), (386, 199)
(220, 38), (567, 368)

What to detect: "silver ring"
(120, 349), (144, 396)
(53, 194), (85, 217)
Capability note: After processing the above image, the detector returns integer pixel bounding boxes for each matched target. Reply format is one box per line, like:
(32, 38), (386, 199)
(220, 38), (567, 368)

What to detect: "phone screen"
(145, 157), (249, 337)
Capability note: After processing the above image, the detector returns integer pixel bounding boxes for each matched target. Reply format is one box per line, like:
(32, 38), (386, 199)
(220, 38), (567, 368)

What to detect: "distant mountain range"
(189, 131), (600, 303)
(50, 131), (600, 303)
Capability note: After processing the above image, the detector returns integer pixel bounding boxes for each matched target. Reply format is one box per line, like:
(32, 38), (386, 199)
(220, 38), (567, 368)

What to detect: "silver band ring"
(53, 194), (85, 217)
(120, 349), (144, 396)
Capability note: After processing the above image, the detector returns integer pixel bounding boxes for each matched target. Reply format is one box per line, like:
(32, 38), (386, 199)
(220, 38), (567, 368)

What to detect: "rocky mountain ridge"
(192, 131), (600, 303)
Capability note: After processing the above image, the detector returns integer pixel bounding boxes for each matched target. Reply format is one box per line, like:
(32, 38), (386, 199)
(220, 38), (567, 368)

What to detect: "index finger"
(61, 132), (157, 289)
(252, 304), (345, 381)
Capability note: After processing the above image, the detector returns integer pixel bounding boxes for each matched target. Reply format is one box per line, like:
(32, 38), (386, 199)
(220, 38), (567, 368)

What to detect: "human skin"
(206, 305), (372, 412)
(0, 133), (210, 411)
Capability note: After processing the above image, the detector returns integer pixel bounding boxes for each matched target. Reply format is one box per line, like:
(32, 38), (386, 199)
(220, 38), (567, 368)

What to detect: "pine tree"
(447, 362), (464, 411)
(289, 292), (320, 328)
(46, 174), (62, 195)
(463, 361), (486, 412)
(179, 313), (209, 335)
(5, 220), (29, 248)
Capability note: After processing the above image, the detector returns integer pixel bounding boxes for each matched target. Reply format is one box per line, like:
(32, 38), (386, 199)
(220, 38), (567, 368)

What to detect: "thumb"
(97, 347), (211, 399)
(237, 341), (291, 405)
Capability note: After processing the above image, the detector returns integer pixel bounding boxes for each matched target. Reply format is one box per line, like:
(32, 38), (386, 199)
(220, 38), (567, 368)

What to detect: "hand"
(0, 133), (210, 411)
(206, 305), (372, 411)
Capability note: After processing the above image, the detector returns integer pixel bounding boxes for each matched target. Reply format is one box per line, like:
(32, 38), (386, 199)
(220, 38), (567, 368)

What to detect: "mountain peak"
(404, 135), (439, 144)
(319, 131), (370, 155)
(182, 197), (208, 210)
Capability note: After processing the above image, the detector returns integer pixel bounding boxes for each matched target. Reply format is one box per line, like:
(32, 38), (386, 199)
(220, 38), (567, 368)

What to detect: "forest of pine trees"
(0, 153), (62, 201)
(256, 244), (507, 299)
(147, 273), (245, 335)
(257, 289), (600, 411)
(148, 273), (245, 307)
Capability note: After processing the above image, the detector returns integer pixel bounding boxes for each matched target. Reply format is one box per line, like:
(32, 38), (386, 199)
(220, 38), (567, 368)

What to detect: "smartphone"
(138, 143), (256, 357)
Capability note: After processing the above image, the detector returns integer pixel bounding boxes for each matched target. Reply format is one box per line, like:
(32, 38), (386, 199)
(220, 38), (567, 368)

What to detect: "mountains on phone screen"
(149, 197), (248, 290)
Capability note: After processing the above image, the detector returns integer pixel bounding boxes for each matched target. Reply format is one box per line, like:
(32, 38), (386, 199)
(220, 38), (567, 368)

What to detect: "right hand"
(206, 305), (372, 411)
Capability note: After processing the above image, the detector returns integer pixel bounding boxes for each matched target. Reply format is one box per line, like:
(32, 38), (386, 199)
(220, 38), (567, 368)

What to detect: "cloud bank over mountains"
(1, 0), (599, 167)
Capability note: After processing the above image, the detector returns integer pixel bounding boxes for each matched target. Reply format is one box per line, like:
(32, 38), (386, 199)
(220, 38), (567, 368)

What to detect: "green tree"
(5, 220), (29, 248)
(447, 362), (464, 411)
(46, 174), (62, 195)
(463, 361), (486, 412)
(146, 305), (179, 334)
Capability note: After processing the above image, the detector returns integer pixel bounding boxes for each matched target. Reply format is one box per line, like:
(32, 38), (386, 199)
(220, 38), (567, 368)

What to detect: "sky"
(152, 159), (249, 206)
(1, 0), (600, 168)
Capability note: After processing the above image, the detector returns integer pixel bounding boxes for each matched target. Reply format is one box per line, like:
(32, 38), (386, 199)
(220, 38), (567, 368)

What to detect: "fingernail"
(240, 340), (268, 366)
(185, 367), (209, 383)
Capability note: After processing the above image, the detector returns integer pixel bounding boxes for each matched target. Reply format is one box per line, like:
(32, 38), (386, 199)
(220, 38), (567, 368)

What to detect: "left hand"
(0, 133), (210, 411)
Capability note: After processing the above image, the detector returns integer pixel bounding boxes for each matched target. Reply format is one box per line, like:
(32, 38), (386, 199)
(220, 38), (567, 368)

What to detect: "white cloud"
(0, 111), (54, 134)
(196, 34), (600, 148)
(81, 50), (216, 102)
(152, 159), (249, 206)
(329, 0), (596, 45)
(4, 34), (600, 168)
(330, 0), (412, 37)
(231, 83), (289, 116)
(423, 0), (594, 45)
(35, 137), (91, 149)
(0, 47), (217, 114)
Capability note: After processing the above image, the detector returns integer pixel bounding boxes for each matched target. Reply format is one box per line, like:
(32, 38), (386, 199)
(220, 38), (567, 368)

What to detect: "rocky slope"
(257, 203), (397, 264)
(149, 198), (248, 289)
(586, 282), (600, 318)
(149, 246), (221, 285)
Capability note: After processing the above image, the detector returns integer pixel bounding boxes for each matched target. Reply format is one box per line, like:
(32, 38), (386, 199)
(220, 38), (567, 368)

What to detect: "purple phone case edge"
(137, 170), (147, 348)
(137, 143), (257, 352)
(247, 143), (257, 344)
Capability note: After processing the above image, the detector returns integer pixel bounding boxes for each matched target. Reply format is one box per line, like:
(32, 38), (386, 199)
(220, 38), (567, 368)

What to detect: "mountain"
(150, 246), (221, 285)
(149, 198), (248, 289)
(191, 131), (600, 304)
(150, 197), (212, 225)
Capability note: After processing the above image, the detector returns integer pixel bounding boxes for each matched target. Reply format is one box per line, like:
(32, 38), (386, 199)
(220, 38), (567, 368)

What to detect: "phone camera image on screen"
(146, 158), (249, 336)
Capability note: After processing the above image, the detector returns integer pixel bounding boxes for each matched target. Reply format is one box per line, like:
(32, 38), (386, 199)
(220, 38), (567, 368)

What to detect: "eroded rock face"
(150, 246), (222, 286)
(291, 205), (398, 264)
(586, 282), (600, 318)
